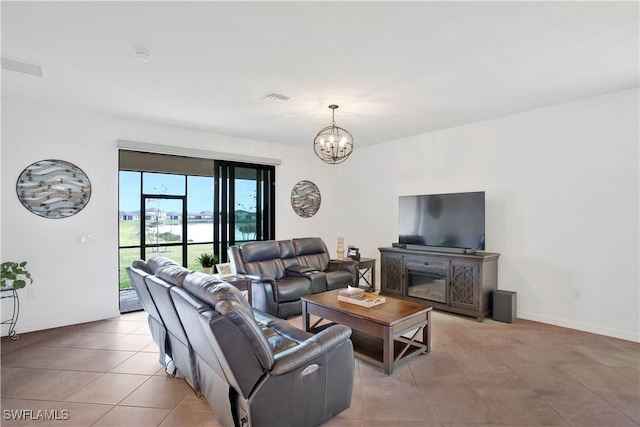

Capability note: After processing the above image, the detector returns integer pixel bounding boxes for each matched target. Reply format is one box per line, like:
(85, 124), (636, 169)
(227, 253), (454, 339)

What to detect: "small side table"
(1, 287), (20, 340)
(356, 258), (376, 290)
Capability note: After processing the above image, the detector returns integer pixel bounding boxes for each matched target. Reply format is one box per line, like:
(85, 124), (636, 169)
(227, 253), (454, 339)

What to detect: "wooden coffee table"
(302, 289), (432, 374)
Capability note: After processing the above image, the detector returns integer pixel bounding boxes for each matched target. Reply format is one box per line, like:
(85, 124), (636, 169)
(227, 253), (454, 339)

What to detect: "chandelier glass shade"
(313, 105), (354, 164)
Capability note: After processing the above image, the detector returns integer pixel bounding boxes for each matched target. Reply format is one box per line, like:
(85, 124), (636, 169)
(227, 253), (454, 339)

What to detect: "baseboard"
(1, 308), (121, 337)
(517, 311), (639, 343)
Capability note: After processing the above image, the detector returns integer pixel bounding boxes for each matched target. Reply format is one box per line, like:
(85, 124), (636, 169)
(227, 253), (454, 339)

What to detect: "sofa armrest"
(285, 267), (327, 294)
(270, 325), (352, 376)
(244, 275), (279, 316)
(328, 259), (358, 273)
(244, 273), (274, 283)
(285, 265), (319, 275)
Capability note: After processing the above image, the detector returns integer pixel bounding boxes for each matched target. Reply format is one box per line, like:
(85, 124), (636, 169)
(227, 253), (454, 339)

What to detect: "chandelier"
(313, 105), (354, 164)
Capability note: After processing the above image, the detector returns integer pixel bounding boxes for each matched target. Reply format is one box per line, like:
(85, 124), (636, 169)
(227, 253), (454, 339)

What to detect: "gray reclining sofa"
(126, 257), (354, 427)
(228, 237), (358, 318)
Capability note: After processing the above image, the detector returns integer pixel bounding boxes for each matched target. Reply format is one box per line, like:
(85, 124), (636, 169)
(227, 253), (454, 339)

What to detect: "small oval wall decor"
(291, 180), (321, 218)
(16, 159), (91, 219)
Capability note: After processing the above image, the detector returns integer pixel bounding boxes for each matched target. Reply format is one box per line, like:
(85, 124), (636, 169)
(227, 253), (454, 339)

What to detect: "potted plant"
(196, 253), (217, 275)
(1, 261), (33, 289)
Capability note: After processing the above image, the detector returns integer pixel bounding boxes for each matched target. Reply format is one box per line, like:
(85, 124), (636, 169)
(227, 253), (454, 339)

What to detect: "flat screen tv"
(398, 191), (485, 252)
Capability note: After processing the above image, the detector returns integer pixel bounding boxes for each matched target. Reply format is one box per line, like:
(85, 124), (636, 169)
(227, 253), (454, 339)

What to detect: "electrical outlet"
(572, 288), (582, 299)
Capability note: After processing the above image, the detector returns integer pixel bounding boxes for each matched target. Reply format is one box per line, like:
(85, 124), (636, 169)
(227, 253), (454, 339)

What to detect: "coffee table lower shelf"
(308, 323), (427, 371)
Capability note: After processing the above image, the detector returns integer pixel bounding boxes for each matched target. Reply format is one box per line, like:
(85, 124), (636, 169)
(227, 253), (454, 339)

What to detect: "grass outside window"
(119, 220), (216, 290)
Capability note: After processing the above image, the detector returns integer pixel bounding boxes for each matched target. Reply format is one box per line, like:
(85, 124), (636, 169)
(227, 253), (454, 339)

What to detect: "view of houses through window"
(118, 154), (275, 291)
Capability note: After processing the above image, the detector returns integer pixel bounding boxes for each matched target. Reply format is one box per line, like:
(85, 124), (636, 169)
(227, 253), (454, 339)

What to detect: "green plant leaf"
(1, 261), (33, 288)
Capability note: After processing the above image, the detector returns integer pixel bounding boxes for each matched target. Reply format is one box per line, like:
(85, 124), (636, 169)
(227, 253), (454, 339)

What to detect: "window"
(216, 161), (276, 251)
(118, 151), (275, 290)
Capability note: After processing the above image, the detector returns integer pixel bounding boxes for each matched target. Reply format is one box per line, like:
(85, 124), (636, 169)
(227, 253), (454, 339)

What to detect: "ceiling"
(2, 1), (638, 148)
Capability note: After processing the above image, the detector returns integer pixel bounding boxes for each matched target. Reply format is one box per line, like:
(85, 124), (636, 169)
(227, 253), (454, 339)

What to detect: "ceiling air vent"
(260, 91), (290, 102)
(1, 56), (43, 77)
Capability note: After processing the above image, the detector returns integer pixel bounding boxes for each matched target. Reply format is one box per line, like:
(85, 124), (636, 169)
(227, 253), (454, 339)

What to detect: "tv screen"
(399, 191), (485, 250)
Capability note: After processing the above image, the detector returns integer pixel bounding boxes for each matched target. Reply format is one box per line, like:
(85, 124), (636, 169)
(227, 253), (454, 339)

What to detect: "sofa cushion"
(182, 272), (251, 311)
(326, 270), (355, 290)
(278, 240), (296, 259)
(144, 275), (191, 347)
(155, 264), (191, 287)
(255, 312), (314, 345)
(239, 241), (289, 280)
(275, 276), (313, 302)
(259, 325), (299, 356)
(132, 259), (151, 274)
(244, 259), (286, 280)
(169, 287), (227, 379)
(279, 240), (299, 270)
(147, 256), (180, 274)
(241, 240), (281, 262)
(293, 238), (330, 271)
(181, 277), (274, 370)
(297, 253), (330, 272)
(185, 287), (300, 360)
(126, 266), (160, 322)
(293, 237), (327, 256)
(214, 292), (275, 371)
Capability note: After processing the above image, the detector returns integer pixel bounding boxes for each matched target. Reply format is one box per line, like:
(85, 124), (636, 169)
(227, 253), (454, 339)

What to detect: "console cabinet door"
(449, 261), (479, 310)
(380, 252), (403, 295)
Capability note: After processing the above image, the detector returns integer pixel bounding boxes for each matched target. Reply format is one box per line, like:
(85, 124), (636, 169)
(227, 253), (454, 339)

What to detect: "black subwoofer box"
(493, 290), (517, 323)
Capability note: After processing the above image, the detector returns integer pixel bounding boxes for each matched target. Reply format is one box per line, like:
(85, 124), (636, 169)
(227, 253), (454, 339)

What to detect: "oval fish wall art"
(16, 159), (92, 219)
(291, 180), (321, 218)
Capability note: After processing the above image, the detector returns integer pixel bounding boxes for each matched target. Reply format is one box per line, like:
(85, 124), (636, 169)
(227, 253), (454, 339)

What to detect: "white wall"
(2, 88), (638, 342)
(0, 98), (340, 335)
(340, 88), (639, 342)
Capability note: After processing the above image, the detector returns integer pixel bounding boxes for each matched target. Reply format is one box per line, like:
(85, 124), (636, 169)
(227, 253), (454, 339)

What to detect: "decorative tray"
(337, 293), (386, 308)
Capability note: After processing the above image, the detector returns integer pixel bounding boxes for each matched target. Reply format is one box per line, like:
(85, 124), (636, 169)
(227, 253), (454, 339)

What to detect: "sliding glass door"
(118, 151), (275, 291)
(217, 162), (275, 252)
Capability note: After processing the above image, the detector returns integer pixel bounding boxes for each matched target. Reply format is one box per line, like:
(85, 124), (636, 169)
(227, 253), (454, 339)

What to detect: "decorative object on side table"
(16, 159), (91, 218)
(196, 253), (217, 275)
(337, 237), (345, 260)
(347, 246), (360, 261)
(215, 262), (235, 279)
(1, 261), (33, 340)
(291, 180), (321, 218)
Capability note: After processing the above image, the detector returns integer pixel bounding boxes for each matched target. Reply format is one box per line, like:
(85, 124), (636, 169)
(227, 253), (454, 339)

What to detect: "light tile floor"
(2, 310), (638, 426)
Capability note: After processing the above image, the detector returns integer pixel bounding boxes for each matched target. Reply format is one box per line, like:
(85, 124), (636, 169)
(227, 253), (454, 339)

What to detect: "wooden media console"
(379, 247), (500, 321)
